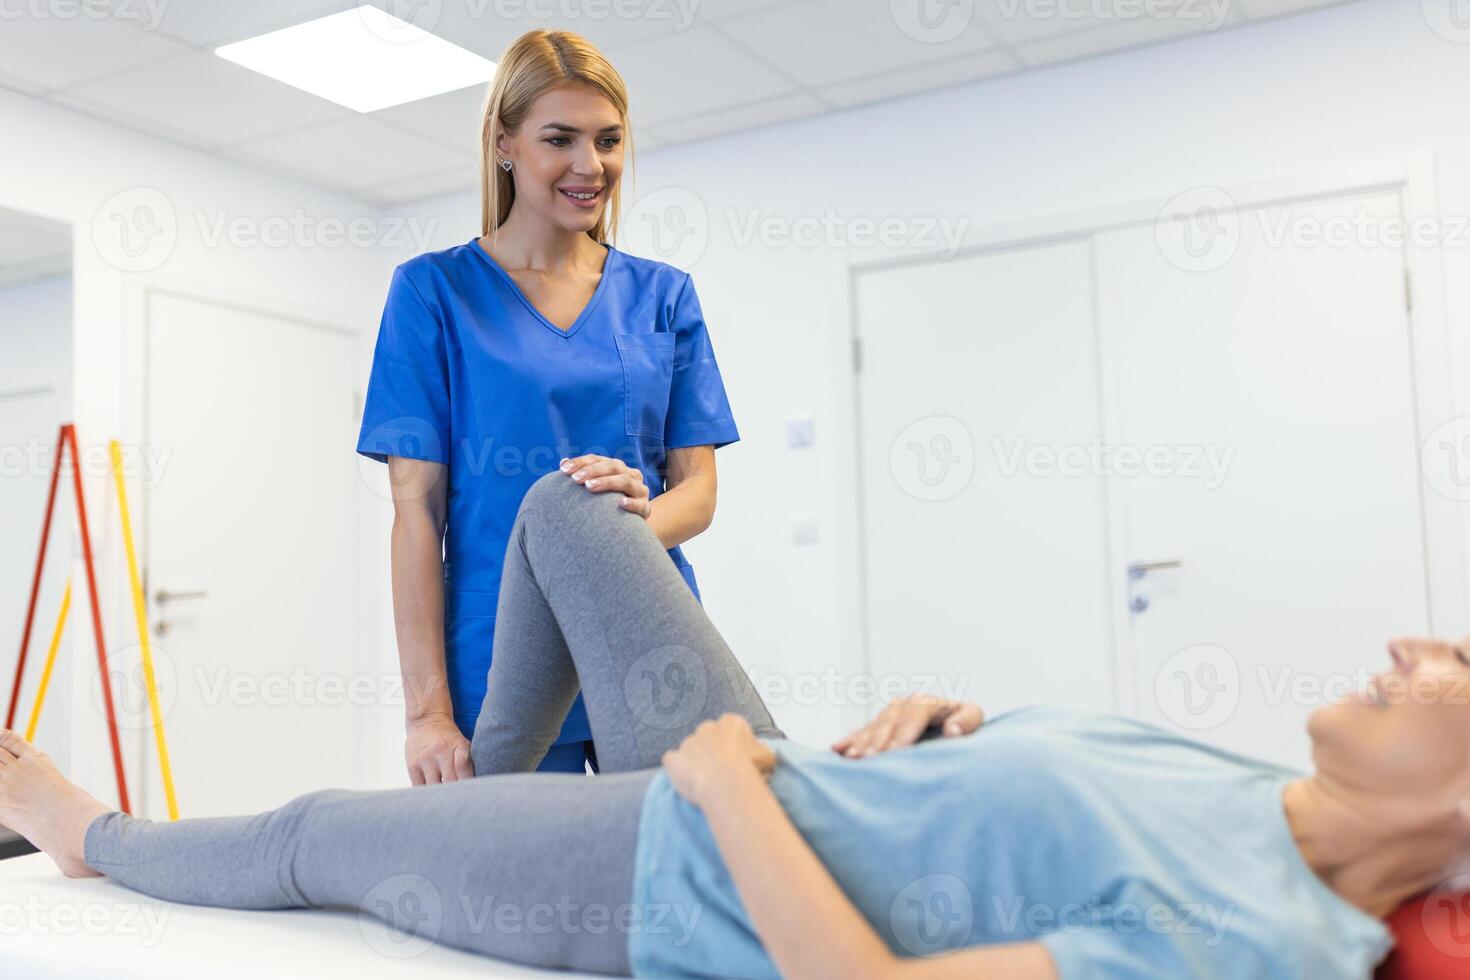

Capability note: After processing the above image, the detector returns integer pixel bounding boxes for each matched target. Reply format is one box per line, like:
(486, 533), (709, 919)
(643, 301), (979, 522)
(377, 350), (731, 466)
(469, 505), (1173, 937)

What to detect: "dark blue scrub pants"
(538, 738), (600, 773)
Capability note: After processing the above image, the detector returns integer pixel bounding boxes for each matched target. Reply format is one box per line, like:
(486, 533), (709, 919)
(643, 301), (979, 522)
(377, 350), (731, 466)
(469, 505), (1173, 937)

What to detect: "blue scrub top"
(356, 238), (740, 743)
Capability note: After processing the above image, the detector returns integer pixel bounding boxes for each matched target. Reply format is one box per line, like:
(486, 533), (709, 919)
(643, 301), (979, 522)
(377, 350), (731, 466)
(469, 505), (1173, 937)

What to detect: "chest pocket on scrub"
(613, 331), (676, 439)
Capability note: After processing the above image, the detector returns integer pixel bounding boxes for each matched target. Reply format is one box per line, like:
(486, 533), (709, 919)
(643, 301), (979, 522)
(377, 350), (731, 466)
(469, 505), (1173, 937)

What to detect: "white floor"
(1, 852), (594, 979)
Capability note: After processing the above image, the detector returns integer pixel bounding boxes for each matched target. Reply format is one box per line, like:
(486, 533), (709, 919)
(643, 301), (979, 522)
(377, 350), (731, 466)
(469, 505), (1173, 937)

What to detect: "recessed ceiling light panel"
(216, 6), (494, 113)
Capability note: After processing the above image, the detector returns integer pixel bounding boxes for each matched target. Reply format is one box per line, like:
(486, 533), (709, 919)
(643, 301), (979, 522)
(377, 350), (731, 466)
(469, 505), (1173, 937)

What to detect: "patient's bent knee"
(521, 469), (581, 512)
(520, 468), (620, 522)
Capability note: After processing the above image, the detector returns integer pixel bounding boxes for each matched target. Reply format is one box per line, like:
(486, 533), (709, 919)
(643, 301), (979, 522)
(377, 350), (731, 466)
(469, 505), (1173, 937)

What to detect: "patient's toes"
(0, 728), (26, 755)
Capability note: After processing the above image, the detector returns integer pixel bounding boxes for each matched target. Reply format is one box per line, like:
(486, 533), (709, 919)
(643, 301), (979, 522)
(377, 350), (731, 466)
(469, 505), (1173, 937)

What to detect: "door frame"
(841, 150), (1465, 721)
(125, 275), (362, 815)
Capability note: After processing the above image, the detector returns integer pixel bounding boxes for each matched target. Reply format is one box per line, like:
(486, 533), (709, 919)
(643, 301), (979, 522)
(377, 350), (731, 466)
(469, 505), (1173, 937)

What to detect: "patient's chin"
(1304, 701), (1356, 757)
(1305, 701), (1338, 737)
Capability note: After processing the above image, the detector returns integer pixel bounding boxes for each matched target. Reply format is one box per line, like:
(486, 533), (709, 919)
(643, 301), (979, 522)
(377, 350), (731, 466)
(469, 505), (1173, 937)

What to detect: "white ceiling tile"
(695, 0), (816, 19)
(979, 0), (1235, 45)
(0, 0), (1364, 209)
(653, 90), (827, 143)
(368, 10), (534, 61)
(62, 48), (349, 147)
(714, 0), (1002, 87)
(148, 0), (355, 46)
(1241, 0), (1358, 19)
(976, 3), (1098, 44)
(404, 0), (820, 57)
(370, 85), (486, 152)
(823, 47), (1029, 107)
(0, 69), (49, 97)
(397, 0), (685, 59)
(207, 145), (357, 201)
(230, 114), (475, 190)
(0, 12), (188, 90)
(818, 47), (1021, 108)
(607, 23), (800, 123)
(366, 0), (819, 63)
(1013, 11), (1225, 68)
(47, 87), (216, 150)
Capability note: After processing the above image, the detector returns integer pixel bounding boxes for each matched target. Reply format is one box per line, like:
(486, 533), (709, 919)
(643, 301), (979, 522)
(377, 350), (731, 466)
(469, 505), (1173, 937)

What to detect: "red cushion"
(1376, 889), (1470, 978)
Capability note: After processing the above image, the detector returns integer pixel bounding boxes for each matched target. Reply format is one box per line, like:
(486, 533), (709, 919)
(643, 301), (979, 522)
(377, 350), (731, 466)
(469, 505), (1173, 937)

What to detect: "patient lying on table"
(1, 471), (1464, 978)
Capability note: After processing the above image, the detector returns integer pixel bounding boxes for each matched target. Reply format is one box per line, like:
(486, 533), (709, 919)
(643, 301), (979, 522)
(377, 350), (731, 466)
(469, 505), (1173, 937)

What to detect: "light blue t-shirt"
(627, 706), (1392, 978)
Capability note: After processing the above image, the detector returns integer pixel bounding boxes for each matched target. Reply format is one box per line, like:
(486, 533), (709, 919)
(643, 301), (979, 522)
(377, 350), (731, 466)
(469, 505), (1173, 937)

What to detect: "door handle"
(155, 588), (207, 636)
(155, 589), (209, 604)
(1128, 560), (1180, 616)
(1127, 560), (1182, 581)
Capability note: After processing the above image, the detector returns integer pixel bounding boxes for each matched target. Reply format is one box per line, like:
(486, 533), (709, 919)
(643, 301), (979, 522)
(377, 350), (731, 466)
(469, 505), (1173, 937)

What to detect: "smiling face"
(495, 81), (624, 237)
(1309, 635), (1470, 807)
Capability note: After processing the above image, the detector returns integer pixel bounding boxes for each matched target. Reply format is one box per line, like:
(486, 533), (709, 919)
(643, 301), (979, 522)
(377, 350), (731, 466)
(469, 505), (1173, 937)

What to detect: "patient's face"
(1308, 635), (1470, 801)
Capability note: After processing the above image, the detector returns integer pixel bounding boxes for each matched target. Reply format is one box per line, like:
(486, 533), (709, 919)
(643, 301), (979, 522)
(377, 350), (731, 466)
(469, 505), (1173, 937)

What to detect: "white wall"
(376, 0), (1470, 748)
(0, 89), (394, 812)
(7, 0), (1470, 805)
(0, 274), (74, 771)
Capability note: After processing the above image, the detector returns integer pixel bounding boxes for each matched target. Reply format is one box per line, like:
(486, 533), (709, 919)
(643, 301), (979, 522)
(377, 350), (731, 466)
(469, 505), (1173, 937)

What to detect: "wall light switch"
(791, 514), (819, 545)
(786, 416), (815, 449)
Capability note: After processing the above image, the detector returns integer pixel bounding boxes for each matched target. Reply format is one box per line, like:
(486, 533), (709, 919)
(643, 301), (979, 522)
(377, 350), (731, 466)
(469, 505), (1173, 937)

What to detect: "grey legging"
(82, 470), (786, 975)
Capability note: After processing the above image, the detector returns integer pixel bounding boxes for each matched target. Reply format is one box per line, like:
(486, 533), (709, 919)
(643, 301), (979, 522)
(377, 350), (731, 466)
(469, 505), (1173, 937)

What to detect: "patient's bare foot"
(0, 729), (112, 878)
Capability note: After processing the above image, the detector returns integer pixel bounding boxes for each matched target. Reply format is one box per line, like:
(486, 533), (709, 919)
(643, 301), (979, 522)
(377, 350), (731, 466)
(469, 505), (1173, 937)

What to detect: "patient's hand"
(662, 714), (778, 809)
(830, 694), (984, 759)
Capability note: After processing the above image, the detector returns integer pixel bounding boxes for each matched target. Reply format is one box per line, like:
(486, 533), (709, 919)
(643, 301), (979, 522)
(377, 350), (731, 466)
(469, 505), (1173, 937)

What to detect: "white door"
(855, 240), (1117, 717)
(1096, 190), (1429, 769)
(144, 291), (359, 817)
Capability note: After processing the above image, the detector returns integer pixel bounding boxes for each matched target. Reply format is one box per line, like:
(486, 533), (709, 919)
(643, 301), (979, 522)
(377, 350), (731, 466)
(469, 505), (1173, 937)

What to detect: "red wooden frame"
(6, 424), (131, 813)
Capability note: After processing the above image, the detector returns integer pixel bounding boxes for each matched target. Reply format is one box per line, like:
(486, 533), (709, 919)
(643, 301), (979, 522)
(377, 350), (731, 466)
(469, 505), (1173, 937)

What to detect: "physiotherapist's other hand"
(560, 454), (651, 518)
(405, 712), (474, 785)
(662, 713), (778, 809)
(830, 694), (985, 760)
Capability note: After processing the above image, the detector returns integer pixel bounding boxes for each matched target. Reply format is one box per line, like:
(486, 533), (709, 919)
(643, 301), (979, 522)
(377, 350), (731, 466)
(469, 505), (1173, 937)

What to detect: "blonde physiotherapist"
(356, 30), (739, 781)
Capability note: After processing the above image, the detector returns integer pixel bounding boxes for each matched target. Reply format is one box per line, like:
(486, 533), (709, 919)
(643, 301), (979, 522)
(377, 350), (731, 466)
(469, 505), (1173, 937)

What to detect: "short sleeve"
(355, 265), (451, 465)
(663, 273), (740, 450)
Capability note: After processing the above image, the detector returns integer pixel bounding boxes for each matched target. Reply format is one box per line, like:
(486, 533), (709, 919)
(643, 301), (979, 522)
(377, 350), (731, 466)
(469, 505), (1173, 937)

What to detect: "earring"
(498, 158), (512, 172)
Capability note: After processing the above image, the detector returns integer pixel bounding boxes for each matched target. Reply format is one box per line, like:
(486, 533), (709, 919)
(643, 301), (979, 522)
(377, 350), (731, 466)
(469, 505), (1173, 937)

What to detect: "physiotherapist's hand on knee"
(405, 711), (474, 785)
(560, 454), (651, 518)
(830, 694), (985, 760)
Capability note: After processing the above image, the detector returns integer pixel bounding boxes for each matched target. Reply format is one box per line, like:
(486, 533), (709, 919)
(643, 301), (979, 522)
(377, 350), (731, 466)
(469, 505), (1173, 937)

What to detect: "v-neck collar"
(468, 237), (615, 339)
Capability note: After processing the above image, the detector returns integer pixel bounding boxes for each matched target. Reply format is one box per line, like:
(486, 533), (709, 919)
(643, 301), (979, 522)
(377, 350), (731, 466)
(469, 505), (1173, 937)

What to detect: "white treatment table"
(1, 852), (600, 979)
